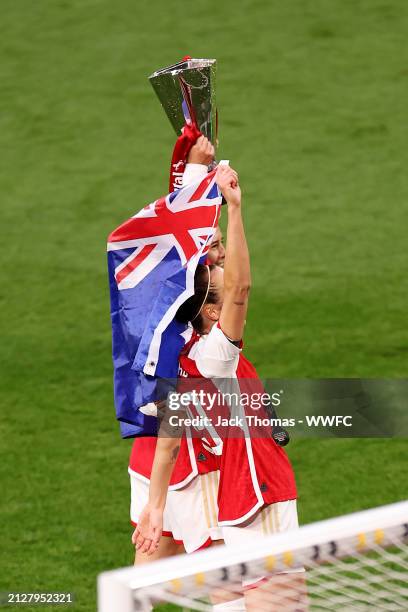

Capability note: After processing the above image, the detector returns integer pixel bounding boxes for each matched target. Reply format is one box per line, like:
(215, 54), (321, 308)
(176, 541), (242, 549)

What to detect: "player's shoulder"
(194, 323), (242, 378)
(204, 323), (242, 352)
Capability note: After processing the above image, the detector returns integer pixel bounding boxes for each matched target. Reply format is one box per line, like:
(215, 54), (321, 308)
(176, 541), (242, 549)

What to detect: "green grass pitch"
(0, 1), (407, 610)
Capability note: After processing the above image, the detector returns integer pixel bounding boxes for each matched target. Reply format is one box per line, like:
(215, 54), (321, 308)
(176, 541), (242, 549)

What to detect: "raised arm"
(216, 165), (251, 341)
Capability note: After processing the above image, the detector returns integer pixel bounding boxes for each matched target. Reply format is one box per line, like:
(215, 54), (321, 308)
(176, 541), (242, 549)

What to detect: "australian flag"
(107, 169), (222, 438)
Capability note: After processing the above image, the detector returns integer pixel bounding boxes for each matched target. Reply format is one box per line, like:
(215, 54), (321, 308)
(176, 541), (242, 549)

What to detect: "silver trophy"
(149, 58), (217, 145)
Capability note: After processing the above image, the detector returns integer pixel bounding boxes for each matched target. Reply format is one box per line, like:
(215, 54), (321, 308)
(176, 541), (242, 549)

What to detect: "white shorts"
(131, 468), (301, 573)
(221, 501), (304, 585)
(221, 499), (299, 544)
(130, 469), (222, 553)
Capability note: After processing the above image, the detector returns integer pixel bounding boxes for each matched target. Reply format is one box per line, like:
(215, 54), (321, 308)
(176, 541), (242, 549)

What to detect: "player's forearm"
(224, 206), (251, 298)
(148, 437), (181, 510)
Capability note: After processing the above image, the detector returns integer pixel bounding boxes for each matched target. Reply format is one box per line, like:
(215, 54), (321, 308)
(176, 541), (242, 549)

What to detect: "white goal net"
(98, 500), (408, 611)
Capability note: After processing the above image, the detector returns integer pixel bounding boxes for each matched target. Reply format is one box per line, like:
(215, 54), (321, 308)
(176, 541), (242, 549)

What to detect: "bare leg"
(134, 535), (184, 565)
(208, 541), (245, 609)
(245, 573), (308, 612)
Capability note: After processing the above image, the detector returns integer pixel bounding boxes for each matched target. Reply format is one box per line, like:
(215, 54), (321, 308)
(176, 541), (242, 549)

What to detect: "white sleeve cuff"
(182, 163), (208, 187)
(196, 325), (241, 378)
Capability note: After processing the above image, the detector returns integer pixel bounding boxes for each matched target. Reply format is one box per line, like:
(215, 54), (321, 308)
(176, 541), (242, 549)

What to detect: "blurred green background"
(0, 0), (407, 610)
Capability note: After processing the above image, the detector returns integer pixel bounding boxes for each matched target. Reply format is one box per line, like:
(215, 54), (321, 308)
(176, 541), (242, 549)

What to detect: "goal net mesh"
(98, 501), (408, 611)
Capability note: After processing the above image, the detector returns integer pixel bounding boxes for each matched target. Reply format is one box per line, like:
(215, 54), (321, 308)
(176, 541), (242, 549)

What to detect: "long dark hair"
(175, 264), (219, 333)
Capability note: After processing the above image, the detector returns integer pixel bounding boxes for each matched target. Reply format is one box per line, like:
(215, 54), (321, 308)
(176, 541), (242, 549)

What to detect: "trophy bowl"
(149, 58), (217, 145)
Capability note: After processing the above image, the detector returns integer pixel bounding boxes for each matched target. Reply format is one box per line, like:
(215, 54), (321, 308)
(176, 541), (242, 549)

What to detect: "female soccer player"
(134, 164), (306, 610)
(129, 137), (226, 564)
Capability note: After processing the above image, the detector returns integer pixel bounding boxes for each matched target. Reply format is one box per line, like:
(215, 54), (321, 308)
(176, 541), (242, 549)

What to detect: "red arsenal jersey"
(178, 324), (297, 524)
(129, 323), (297, 522)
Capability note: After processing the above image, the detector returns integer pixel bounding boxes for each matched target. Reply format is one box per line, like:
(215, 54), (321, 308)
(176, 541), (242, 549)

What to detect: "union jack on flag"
(107, 169), (222, 437)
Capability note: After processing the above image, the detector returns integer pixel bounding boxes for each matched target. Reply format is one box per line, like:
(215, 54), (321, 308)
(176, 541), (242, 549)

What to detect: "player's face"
(200, 265), (224, 328)
(207, 227), (225, 267)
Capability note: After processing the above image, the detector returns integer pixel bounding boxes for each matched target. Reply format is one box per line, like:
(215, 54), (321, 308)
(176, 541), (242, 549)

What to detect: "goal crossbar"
(97, 500), (408, 611)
